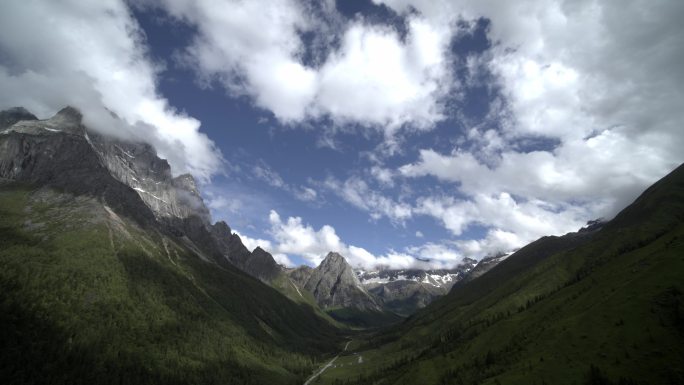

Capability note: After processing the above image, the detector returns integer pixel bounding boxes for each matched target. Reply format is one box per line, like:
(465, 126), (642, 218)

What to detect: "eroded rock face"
(290, 252), (381, 311)
(87, 131), (211, 223)
(0, 106), (278, 282)
(211, 222), (282, 282)
(0, 109), (155, 226)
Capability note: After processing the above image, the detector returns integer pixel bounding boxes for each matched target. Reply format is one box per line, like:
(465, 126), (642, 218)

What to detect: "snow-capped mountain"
(356, 261), (477, 289)
(353, 259), (479, 315)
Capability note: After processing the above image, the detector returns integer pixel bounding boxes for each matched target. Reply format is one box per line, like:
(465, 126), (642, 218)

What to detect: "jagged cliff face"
(289, 252), (381, 311)
(0, 106), (282, 284)
(0, 107), (155, 226)
(87, 130), (210, 223)
(0, 106), (208, 226)
(210, 221), (281, 282)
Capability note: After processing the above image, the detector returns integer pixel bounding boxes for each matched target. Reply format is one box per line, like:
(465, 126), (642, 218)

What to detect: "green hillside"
(314, 164), (684, 385)
(0, 184), (346, 385)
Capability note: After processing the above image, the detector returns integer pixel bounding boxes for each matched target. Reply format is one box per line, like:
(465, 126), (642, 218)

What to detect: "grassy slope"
(316, 165), (684, 385)
(0, 185), (345, 385)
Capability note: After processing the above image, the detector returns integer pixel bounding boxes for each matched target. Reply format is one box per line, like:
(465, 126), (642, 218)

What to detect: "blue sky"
(1, 0), (683, 269)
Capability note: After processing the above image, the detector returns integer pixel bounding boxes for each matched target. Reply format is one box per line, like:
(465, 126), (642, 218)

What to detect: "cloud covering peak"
(0, 0), (223, 181)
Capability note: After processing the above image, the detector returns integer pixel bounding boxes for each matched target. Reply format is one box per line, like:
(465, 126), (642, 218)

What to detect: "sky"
(1, 0), (683, 269)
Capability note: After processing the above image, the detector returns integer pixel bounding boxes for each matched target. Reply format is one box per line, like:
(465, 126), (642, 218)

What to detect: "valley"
(1, 107), (682, 384)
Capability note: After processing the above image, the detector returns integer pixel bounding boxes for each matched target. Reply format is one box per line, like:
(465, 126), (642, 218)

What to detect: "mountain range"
(1, 106), (682, 384)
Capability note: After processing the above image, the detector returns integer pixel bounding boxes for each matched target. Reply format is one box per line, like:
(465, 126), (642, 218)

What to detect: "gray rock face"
(289, 252), (381, 311)
(0, 107), (37, 130)
(87, 131), (210, 223)
(0, 106), (282, 284)
(211, 221), (282, 282)
(0, 109), (155, 226)
(2, 106), (85, 136)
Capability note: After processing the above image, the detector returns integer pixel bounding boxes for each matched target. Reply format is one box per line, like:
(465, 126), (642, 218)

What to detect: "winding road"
(303, 340), (351, 385)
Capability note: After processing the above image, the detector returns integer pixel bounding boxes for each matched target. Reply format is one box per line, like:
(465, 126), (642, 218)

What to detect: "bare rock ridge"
(210, 221), (282, 282)
(289, 252), (381, 311)
(0, 107), (37, 130)
(0, 106), (280, 283)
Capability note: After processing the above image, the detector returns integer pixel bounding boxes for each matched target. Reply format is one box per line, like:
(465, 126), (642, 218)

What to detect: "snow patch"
(133, 187), (169, 204)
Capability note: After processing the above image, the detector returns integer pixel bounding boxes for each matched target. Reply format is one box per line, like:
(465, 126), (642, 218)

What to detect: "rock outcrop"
(289, 252), (381, 311)
(211, 221), (282, 282)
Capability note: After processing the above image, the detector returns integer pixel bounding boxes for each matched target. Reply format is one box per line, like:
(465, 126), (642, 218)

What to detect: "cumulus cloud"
(378, 0), (684, 255)
(322, 176), (412, 223)
(416, 193), (591, 256)
(253, 161), (318, 202)
(261, 210), (463, 269)
(147, 0), (454, 134)
(0, 0), (223, 180)
(233, 230), (295, 267)
(267, 210), (346, 266)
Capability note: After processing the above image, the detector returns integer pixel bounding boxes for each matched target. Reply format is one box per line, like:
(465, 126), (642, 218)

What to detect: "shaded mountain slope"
(0, 188), (344, 385)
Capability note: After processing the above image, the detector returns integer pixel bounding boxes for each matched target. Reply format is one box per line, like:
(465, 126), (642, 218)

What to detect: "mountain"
(210, 221), (283, 283)
(356, 260), (477, 316)
(0, 106), (37, 130)
(286, 252), (407, 327)
(0, 107), (344, 384)
(459, 253), (511, 283)
(289, 252), (380, 311)
(307, 164), (684, 384)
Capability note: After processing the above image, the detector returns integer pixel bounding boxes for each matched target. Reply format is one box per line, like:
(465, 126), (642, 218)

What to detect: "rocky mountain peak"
(55, 106), (83, 121)
(288, 251), (380, 311)
(212, 221), (232, 236)
(0, 107), (37, 130)
(173, 173), (200, 195)
(47, 106), (85, 135)
(320, 251), (348, 268)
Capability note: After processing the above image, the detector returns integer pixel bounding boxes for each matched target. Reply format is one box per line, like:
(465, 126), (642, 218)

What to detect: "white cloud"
(370, 166), (395, 186)
(252, 162), (318, 202)
(267, 210), (346, 266)
(322, 176), (412, 223)
(148, 0), (454, 134)
(312, 18), (451, 132)
(374, 0), (684, 257)
(0, 0), (223, 181)
(415, 192), (589, 257)
(234, 231), (273, 252)
(262, 210), (464, 269)
(234, 230), (294, 267)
